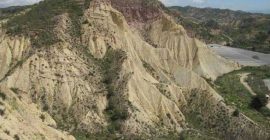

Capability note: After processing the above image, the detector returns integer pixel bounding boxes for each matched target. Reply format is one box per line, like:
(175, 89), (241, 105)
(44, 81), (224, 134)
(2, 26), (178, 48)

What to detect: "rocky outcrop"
(0, 34), (30, 81)
(110, 0), (164, 25)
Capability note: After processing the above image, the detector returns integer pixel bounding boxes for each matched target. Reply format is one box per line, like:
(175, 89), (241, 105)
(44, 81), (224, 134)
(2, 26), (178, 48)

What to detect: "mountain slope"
(0, 0), (269, 140)
(170, 6), (270, 53)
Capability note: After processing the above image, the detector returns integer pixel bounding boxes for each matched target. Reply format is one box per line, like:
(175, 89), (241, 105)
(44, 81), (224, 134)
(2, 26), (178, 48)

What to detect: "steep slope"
(0, 0), (269, 140)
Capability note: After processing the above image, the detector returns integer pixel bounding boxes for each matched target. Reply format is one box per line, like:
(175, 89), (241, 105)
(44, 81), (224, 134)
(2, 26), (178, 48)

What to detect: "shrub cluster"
(4, 0), (84, 47)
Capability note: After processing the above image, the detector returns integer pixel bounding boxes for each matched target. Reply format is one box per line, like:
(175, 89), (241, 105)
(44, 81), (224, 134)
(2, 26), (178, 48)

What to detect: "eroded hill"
(0, 0), (269, 140)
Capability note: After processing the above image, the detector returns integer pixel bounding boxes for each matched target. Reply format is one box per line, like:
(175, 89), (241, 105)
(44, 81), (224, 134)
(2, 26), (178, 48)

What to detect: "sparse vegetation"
(179, 130), (217, 140)
(244, 66), (270, 112)
(2, 0), (270, 139)
(99, 48), (129, 132)
(4, 0), (84, 47)
(214, 66), (270, 129)
(183, 89), (231, 139)
(84, 0), (92, 9)
(170, 6), (270, 53)
(0, 6), (29, 20)
(40, 114), (46, 122)
(72, 130), (181, 140)
(72, 131), (112, 140)
(14, 134), (20, 140)
(0, 91), (6, 100)
(4, 130), (10, 135)
(11, 88), (19, 95)
(0, 108), (5, 116)
(10, 97), (19, 110)
(259, 107), (270, 117)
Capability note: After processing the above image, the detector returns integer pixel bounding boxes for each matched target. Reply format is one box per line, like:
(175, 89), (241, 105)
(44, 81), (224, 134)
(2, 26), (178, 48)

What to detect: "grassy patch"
(183, 89), (228, 139)
(215, 72), (252, 109)
(214, 66), (270, 129)
(10, 97), (19, 110)
(246, 66), (270, 96)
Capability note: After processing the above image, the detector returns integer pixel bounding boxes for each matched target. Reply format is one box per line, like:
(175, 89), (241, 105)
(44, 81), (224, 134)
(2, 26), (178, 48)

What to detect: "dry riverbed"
(208, 44), (270, 66)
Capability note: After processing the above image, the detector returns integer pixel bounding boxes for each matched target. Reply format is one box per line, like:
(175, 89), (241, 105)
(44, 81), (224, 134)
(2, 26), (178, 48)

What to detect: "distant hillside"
(0, 6), (29, 20)
(249, 10), (270, 14)
(170, 6), (270, 53)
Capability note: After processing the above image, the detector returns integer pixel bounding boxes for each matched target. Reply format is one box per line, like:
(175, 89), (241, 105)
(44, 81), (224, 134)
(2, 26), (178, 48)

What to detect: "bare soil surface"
(209, 44), (270, 66)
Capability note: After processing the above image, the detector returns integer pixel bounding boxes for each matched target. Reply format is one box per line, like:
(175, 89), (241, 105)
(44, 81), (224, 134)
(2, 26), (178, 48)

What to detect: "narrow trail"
(239, 73), (270, 109)
(238, 73), (256, 96)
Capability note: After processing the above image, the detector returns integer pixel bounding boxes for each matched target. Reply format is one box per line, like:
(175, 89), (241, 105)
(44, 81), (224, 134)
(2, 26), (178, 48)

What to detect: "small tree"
(250, 94), (268, 110)
(0, 92), (6, 100)
(40, 114), (46, 122)
(14, 134), (20, 140)
(232, 109), (240, 117)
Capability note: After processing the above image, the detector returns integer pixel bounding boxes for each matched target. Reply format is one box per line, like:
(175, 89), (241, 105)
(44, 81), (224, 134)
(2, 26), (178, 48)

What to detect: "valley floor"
(208, 44), (270, 66)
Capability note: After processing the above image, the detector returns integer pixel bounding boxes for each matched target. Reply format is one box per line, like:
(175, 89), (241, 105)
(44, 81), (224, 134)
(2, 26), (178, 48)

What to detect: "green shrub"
(4, 130), (10, 135)
(11, 88), (19, 94)
(232, 109), (240, 117)
(42, 104), (49, 111)
(14, 134), (20, 140)
(250, 94), (268, 110)
(0, 91), (6, 100)
(72, 130), (119, 140)
(259, 107), (270, 117)
(40, 114), (46, 122)
(84, 0), (92, 9)
(0, 108), (5, 116)
(98, 48), (128, 133)
(246, 74), (269, 96)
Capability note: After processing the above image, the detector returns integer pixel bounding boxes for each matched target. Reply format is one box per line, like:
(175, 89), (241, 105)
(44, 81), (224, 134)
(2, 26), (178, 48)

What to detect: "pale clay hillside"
(0, 0), (269, 140)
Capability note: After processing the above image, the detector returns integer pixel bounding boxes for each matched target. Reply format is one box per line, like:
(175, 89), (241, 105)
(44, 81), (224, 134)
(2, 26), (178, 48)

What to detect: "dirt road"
(239, 73), (256, 96)
(238, 73), (270, 109)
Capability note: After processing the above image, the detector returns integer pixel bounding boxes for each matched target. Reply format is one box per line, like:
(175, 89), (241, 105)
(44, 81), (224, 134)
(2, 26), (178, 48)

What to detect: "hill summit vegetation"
(3, 0), (91, 47)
